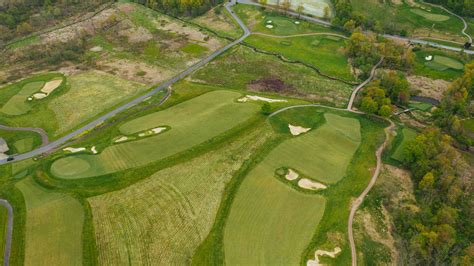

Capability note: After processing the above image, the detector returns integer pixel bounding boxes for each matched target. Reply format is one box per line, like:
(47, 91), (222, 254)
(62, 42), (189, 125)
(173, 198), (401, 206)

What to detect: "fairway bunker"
(289, 124), (311, 136)
(307, 247), (342, 266)
(32, 79), (63, 100)
(298, 178), (327, 190)
(285, 168), (299, 180)
(238, 95), (287, 103)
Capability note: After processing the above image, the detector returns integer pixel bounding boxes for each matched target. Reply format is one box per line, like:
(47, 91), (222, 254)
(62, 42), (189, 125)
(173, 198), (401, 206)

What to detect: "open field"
(245, 34), (354, 81)
(50, 90), (260, 179)
(352, 0), (466, 41)
(88, 124), (271, 265)
(192, 45), (353, 106)
(223, 113), (360, 265)
(49, 71), (148, 135)
(15, 177), (84, 266)
(390, 128), (417, 162)
(413, 48), (466, 80)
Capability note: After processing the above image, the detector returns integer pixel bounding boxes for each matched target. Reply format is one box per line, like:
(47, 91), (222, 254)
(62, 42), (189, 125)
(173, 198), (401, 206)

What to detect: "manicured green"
(408, 101), (433, 112)
(50, 90), (260, 179)
(413, 49), (465, 80)
(16, 177), (84, 266)
(390, 128), (417, 162)
(410, 8), (449, 22)
(1, 81), (45, 116)
(245, 34), (354, 81)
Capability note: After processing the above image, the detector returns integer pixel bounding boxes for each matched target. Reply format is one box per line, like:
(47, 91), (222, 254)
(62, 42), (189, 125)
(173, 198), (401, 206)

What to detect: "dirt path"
(0, 199), (13, 266)
(0, 125), (49, 146)
(347, 58), (383, 110)
(251, 32), (348, 39)
(348, 120), (395, 266)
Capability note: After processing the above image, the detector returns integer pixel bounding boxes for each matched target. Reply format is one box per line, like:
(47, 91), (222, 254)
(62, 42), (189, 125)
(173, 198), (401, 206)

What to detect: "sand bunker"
(289, 124), (311, 136)
(138, 127), (166, 137)
(266, 25), (274, 29)
(295, 21), (301, 24)
(425, 55), (433, 61)
(63, 147), (86, 153)
(91, 146), (98, 154)
(285, 169), (300, 181)
(114, 136), (129, 143)
(32, 79), (63, 99)
(298, 178), (327, 190)
(238, 95), (287, 103)
(90, 46), (103, 52)
(307, 247), (342, 266)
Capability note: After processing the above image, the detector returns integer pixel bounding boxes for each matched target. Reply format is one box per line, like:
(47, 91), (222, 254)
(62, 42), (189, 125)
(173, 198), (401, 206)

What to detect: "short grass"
(50, 90), (260, 179)
(88, 124), (271, 265)
(180, 43), (209, 56)
(352, 1), (465, 41)
(390, 128), (417, 162)
(15, 177), (84, 266)
(13, 137), (35, 154)
(413, 48), (465, 80)
(1, 81), (45, 116)
(267, 113), (361, 184)
(408, 101), (432, 112)
(192, 45), (353, 107)
(48, 70), (148, 136)
(224, 163), (326, 265)
(233, 5), (341, 36)
(245, 34), (354, 81)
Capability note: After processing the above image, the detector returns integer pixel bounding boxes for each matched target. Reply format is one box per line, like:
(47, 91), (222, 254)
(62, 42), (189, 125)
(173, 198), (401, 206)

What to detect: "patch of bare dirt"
(161, 21), (222, 50)
(97, 59), (175, 84)
(192, 7), (238, 34)
(118, 26), (153, 43)
(407, 75), (450, 101)
(247, 77), (296, 93)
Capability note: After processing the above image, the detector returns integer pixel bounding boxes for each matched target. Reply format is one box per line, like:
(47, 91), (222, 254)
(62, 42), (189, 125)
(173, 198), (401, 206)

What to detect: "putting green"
(51, 157), (92, 176)
(16, 177), (84, 266)
(51, 90), (260, 179)
(224, 113), (360, 265)
(410, 9), (450, 22)
(433, 56), (464, 70)
(1, 81), (44, 116)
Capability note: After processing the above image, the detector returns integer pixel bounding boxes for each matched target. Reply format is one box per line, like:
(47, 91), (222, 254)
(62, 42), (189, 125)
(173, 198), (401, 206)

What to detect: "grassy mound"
(50, 90), (260, 179)
(16, 177), (84, 266)
(390, 128), (417, 162)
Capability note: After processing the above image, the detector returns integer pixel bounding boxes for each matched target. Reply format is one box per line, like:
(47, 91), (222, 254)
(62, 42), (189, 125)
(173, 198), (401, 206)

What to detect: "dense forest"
(0, 0), (111, 44)
(129, 0), (223, 16)
(425, 0), (474, 17)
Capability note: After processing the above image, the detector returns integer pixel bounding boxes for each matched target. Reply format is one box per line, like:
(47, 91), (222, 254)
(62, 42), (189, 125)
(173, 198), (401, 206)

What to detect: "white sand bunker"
(90, 46), (103, 52)
(91, 146), (98, 154)
(114, 136), (129, 143)
(425, 55), (433, 61)
(266, 24), (274, 29)
(238, 95), (287, 103)
(298, 178), (327, 190)
(295, 21), (301, 24)
(307, 247), (342, 266)
(32, 79), (63, 99)
(138, 127), (166, 137)
(289, 124), (311, 136)
(63, 147), (86, 153)
(285, 169), (299, 181)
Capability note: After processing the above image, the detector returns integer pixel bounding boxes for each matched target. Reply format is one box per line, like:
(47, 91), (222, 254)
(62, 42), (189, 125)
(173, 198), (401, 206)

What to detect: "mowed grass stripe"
(1, 81), (44, 116)
(89, 126), (270, 265)
(16, 177), (84, 266)
(51, 90), (260, 179)
(224, 113), (360, 265)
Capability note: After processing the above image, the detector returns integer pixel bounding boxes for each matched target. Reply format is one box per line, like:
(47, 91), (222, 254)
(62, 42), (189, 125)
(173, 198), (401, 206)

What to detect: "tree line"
(129, 0), (223, 17)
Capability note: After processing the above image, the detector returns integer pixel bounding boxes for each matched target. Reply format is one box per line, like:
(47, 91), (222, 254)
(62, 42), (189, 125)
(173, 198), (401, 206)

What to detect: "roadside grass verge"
(245, 34), (354, 81)
(88, 124), (271, 265)
(192, 45), (353, 107)
(15, 177), (84, 266)
(49, 90), (260, 179)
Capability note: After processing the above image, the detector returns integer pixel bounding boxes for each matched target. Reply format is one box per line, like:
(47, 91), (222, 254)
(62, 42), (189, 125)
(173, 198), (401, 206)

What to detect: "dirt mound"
(247, 77), (296, 93)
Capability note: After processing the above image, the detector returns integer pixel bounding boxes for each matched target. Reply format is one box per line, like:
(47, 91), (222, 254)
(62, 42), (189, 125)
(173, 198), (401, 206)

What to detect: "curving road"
(0, 125), (49, 146)
(0, 200), (13, 266)
(0, 0), (249, 166)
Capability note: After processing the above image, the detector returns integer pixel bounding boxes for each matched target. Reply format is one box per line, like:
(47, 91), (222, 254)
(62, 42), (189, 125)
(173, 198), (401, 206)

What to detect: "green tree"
(379, 105), (392, 117)
(261, 103), (272, 115)
(361, 96), (378, 114)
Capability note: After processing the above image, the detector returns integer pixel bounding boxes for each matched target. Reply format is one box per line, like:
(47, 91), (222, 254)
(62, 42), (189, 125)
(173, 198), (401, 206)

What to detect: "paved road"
(0, 0), (249, 166)
(236, 0), (474, 54)
(0, 200), (13, 266)
(347, 58), (383, 110)
(0, 125), (49, 146)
